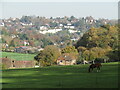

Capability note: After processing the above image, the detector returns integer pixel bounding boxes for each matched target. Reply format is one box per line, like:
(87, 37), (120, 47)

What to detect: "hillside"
(0, 16), (117, 53)
(75, 25), (119, 62)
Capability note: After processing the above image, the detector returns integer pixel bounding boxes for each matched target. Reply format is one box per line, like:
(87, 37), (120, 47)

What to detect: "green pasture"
(0, 52), (36, 61)
(1, 62), (119, 88)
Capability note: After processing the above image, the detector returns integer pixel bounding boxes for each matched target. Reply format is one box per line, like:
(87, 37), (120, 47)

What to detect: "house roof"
(57, 56), (65, 60)
(0, 57), (12, 61)
(16, 46), (30, 49)
(57, 53), (76, 61)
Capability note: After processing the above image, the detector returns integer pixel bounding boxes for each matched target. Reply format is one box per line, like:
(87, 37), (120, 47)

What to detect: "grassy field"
(1, 62), (118, 88)
(0, 52), (36, 61)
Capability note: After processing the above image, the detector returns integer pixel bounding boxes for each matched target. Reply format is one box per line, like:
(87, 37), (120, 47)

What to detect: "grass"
(0, 52), (36, 61)
(1, 62), (118, 88)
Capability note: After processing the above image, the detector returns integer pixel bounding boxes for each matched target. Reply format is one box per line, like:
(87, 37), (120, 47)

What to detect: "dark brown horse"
(88, 63), (102, 72)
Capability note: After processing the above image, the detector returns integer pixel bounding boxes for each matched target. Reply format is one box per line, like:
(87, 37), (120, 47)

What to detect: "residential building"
(1, 57), (35, 69)
(57, 53), (76, 65)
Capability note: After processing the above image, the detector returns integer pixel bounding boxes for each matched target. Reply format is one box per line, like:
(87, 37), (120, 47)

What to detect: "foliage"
(61, 46), (79, 61)
(41, 38), (54, 48)
(34, 45), (61, 66)
(61, 46), (78, 54)
(19, 34), (29, 40)
(0, 63), (7, 70)
(106, 50), (119, 61)
(75, 25), (119, 62)
(1, 38), (6, 43)
(9, 39), (16, 47)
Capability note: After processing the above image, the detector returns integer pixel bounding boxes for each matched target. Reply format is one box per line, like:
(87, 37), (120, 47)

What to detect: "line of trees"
(75, 25), (119, 63)
(34, 45), (78, 66)
(34, 25), (119, 66)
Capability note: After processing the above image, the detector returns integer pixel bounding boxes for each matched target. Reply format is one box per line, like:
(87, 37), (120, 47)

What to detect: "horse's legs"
(88, 67), (91, 72)
(99, 67), (101, 72)
(89, 67), (93, 72)
(97, 69), (98, 72)
(91, 68), (93, 72)
(97, 67), (100, 72)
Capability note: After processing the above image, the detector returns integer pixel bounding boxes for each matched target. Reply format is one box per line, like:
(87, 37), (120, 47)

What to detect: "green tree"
(9, 40), (15, 47)
(34, 45), (60, 66)
(77, 46), (87, 63)
(41, 38), (54, 48)
(75, 25), (118, 62)
(61, 46), (78, 54)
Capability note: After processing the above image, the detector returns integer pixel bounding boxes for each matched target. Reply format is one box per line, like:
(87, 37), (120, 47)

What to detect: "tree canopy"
(75, 25), (119, 62)
(34, 45), (61, 66)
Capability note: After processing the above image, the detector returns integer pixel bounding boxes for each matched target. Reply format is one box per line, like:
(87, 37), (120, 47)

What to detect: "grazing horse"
(88, 63), (102, 72)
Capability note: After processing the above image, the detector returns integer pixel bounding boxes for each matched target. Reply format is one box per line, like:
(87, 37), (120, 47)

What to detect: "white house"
(40, 26), (48, 30)
(71, 38), (79, 41)
(24, 41), (29, 46)
(11, 34), (16, 38)
(59, 24), (63, 27)
(0, 22), (4, 26)
(38, 48), (44, 51)
(64, 25), (75, 29)
(68, 30), (79, 33)
(21, 22), (33, 26)
(67, 23), (72, 26)
(39, 29), (62, 34)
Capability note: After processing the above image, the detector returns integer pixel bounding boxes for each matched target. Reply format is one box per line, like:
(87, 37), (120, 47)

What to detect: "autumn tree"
(34, 45), (61, 66)
(9, 39), (16, 47)
(61, 46), (78, 54)
(75, 25), (118, 62)
(77, 46), (87, 64)
(61, 46), (79, 61)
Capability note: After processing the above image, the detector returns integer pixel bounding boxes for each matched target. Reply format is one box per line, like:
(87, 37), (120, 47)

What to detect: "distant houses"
(38, 23), (78, 34)
(14, 46), (44, 53)
(0, 22), (4, 26)
(40, 26), (48, 30)
(70, 38), (79, 41)
(14, 46), (29, 53)
(64, 23), (75, 29)
(68, 30), (80, 33)
(21, 22), (33, 26)
(39, 29), (62, 34)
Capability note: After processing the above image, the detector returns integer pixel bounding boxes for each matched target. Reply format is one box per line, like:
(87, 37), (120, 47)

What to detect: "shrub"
(0, 63), (7, 70)
(94, 58), (104, 63)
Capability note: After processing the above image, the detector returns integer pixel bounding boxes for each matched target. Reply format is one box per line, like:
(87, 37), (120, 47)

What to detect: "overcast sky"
(0, 0), (119, 19)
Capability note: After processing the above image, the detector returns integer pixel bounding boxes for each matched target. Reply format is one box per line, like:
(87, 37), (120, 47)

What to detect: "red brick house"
(1, 58), (13, 69)
(1, 57), (35, 69)
(14, 46), (29, 53)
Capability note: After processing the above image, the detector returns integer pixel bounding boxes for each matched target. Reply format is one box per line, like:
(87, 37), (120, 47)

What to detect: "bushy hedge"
(0, 63), (7, 70)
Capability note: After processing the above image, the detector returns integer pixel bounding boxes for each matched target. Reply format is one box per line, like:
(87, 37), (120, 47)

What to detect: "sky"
(0, 0), (119, 19)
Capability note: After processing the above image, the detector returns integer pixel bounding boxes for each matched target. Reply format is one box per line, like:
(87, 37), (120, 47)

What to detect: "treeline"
(34, 25), (119, 66)
(34, 45), (78, 66)
(75, 24), (119, 62)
